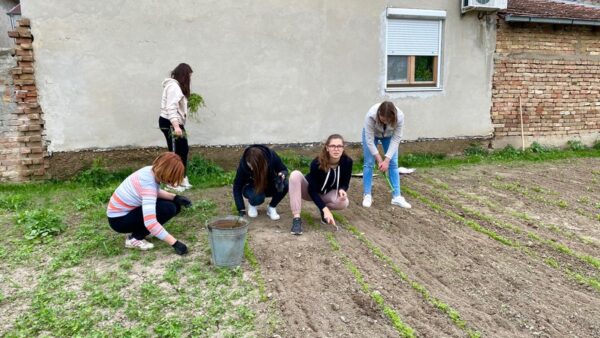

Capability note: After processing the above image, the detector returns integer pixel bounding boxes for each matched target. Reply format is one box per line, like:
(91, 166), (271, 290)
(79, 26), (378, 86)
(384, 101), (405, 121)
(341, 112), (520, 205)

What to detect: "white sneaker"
(362, 194), (372, 208)
(247, 205), (258, 218)
(391, 195), (411, 208)
(166, 184), (185, 193)
(125, 236), (154, 250)
(398, 167), (416, 175)
(266, 206), (280, 221)
(181, 176), (193, 189)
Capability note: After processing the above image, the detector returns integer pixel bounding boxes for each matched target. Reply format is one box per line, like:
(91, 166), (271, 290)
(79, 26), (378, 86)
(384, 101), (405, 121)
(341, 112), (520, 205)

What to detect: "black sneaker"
(291, 217), (303, 235)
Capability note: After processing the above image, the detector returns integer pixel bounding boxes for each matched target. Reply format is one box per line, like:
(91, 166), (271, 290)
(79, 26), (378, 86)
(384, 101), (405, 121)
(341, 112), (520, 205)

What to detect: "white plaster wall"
(0, 0), (19, 48)
(22, 0), (495, 152)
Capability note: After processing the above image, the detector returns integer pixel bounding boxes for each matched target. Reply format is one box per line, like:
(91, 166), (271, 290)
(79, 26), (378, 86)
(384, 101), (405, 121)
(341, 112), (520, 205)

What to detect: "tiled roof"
(503, 0), (600, 20)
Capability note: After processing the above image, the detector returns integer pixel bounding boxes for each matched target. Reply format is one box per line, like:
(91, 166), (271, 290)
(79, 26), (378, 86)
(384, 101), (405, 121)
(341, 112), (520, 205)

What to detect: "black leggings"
(159, 116), (189, 174)
(108, 199), (181, 240)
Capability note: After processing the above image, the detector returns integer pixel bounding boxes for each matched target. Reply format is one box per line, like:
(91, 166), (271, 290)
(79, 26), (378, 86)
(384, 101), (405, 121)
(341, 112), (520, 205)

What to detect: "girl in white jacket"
(158, 63), (193, 191)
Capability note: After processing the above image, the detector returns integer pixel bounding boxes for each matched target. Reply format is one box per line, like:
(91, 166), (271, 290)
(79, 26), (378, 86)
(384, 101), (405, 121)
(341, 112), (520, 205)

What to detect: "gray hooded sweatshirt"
(363, 102), (405, 159)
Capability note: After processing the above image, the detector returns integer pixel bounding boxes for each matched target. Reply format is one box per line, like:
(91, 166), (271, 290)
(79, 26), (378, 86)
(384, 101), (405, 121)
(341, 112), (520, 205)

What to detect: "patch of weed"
(186, 156), (234, 188)
(74, 158), (132, 187)
(0, 194), (28, 211)
(464, 143), (488, 157)
(567, 140), (586, 151)
(15, 208), (65, 241)
(278, 151), (312, 173)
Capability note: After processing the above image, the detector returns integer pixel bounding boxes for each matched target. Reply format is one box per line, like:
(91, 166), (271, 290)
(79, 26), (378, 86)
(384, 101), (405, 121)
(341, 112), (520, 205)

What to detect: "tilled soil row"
(406, 176), (600, 282)
(428, 163), (600, 244)
(341, 178), (600, 337)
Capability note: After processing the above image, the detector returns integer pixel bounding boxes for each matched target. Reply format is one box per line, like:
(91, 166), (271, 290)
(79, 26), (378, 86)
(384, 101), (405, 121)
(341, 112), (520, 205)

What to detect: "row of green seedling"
(402, 185), (600, 293)
(332, 212), (482, 338)
(420, 174), (599, 248)
(490, 179), (599, 222)
(323, 232), (416, 338)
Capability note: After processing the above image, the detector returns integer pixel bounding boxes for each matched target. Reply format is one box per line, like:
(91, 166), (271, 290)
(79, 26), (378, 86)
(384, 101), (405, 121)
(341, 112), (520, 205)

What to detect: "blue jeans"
(362, 128), (400, 197)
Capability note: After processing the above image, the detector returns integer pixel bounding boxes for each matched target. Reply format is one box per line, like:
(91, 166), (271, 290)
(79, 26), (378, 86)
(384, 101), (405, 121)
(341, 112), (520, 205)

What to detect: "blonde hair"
(152, 152), (185, 186)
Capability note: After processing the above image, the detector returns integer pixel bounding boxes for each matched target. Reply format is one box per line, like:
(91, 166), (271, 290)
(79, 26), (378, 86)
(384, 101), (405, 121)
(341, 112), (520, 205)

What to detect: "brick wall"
(0, 18), (47, 182)
(492, 20), (600, 145)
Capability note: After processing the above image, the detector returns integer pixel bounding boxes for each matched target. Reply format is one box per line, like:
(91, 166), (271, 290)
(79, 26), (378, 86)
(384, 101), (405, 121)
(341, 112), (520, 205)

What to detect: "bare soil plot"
(202, 157), (600, 337)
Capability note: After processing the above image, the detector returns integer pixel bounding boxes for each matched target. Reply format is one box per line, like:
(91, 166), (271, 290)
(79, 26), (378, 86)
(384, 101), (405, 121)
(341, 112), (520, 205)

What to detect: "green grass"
(397, 143), (600, 169)
(0, 164), (265, 336)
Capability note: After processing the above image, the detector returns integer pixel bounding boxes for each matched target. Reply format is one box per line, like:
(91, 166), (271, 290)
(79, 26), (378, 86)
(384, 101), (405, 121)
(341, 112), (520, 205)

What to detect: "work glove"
(173, 195), (192, 208)
(172, 240), (188, 255)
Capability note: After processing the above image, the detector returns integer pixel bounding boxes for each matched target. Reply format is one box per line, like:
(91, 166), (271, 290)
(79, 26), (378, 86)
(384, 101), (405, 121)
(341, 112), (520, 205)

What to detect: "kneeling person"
(107, 152), (191, 255)
(289, 134), (353, 235)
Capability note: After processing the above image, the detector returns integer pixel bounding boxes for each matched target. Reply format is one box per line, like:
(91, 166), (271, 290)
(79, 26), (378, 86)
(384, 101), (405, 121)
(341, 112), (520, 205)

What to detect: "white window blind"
(387, 19), (440, 56)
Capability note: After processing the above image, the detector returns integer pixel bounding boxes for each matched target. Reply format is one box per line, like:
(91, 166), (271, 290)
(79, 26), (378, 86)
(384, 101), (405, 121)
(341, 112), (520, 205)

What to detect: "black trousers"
(159, 116), (189, 174)
(242, 182), (289, 208)
(108, 199), (181, 240)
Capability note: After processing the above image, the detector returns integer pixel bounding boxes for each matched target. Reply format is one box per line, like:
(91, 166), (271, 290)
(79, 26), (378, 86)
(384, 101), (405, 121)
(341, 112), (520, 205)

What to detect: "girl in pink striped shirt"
(107, 152), (191, 254)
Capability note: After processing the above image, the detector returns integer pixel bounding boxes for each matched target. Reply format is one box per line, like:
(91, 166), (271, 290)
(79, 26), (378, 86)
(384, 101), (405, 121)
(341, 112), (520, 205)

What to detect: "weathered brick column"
(0, 18), (48, 182)
(491, 20), (600, 147)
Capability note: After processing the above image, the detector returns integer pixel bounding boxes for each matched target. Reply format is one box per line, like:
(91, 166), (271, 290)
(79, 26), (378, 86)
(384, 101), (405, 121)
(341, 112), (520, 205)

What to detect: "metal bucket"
(206, 216), (249, 268)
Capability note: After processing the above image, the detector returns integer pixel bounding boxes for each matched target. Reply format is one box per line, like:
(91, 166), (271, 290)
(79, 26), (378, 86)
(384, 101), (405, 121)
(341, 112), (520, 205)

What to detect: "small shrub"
(527, 141), (551, 153)
(593, 139), (600, 150)
(493, 144), (521, 160)
(567, 140), (586, 151)
(464, 143), (488, 157)
(16, 209), (66, 241)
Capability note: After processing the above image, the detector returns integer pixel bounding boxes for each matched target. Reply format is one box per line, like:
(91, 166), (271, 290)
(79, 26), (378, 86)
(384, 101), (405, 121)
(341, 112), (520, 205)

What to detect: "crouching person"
(107, 152), (191, 255)
(288, 134), (353, 235)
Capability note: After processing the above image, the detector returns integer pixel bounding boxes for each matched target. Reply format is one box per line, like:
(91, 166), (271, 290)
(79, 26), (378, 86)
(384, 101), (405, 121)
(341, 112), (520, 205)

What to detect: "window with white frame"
(386, 8), (445, 90)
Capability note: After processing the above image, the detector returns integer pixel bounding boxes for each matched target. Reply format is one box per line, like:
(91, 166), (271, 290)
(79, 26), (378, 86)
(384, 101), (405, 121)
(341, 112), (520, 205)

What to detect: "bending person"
(159, 62), (193, 192)
(107, 152), (191, 255)
(362, 101), (411, 209)
(233, 145), (289, 220)
(288, 134), (353, 235)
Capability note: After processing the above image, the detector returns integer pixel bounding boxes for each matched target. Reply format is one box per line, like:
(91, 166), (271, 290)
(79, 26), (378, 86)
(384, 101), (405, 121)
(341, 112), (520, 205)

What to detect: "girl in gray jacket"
(361, 101), (411, 209)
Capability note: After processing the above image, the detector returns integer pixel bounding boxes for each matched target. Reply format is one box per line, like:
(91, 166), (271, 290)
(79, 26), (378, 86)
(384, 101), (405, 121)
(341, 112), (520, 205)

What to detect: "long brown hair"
(377, 101), (397, 127)
(171, 63), (193, 98)
(152, 152), (185, 186)
(318, 134), (345, 172)
(245, 147), (268, 193)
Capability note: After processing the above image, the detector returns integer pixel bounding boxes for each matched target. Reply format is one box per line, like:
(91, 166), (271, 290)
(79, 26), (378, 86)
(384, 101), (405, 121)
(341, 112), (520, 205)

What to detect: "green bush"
(567, 140), (586, 151)
(278, 152), (312, 172)
(527, 141), (551, 153)
(16, 209), (66, 241)
(492, 144), (522, 160)
(464, 143), (488, 157)
(592, 139), (600, 150)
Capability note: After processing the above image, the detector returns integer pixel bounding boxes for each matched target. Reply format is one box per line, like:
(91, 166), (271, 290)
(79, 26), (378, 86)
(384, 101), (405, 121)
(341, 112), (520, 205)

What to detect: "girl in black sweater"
(288, 134), (353, 235)
(233, 145), (289, 220)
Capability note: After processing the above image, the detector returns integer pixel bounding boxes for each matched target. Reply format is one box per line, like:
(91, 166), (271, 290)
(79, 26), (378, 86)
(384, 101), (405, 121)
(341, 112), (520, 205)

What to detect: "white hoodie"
(159, 78), (188, 126)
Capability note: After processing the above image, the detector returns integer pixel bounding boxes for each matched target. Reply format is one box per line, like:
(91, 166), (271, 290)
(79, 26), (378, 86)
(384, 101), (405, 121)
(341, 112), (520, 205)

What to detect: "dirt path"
(200, 158), (600, 337)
